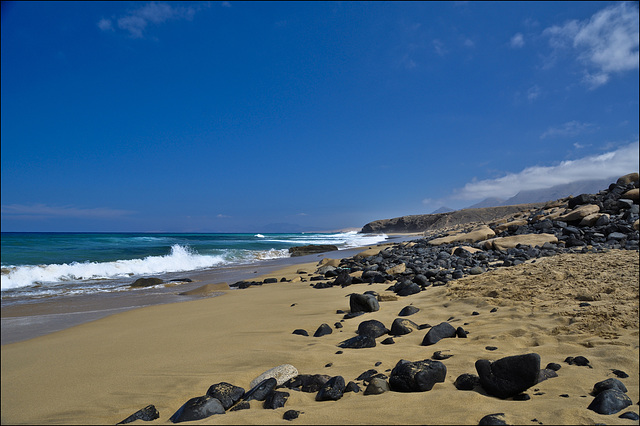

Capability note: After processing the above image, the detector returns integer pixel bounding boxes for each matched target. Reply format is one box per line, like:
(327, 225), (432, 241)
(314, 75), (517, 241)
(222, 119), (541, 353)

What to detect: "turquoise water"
(1, 232), (387, 300)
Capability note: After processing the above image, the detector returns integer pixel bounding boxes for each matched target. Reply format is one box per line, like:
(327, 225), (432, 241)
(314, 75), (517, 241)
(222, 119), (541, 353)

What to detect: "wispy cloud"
(432, 39), (447, 56)
(527, 85), (541, 101)
(542, 2), (639, 89)
(1, 204), (135, 219)
(510, 33), (525, 48)
(98, 2), (204, 39)
(540, 120), (596, 139)
(453, 141), (639, 200)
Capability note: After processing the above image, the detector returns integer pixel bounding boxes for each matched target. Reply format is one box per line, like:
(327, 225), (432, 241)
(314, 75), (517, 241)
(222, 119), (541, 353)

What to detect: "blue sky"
(1, 1), (638, 233)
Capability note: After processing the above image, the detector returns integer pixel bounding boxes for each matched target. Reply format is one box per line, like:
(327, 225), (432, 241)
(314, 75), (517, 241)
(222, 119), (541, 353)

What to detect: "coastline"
(1, 234), (414, 345)
(1, 239), (637, 424)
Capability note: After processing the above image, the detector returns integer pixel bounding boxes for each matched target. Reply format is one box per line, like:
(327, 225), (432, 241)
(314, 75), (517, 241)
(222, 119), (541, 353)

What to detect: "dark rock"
(478, 413), (507, 425)
(389, 359), (447, 392)
(170, 278), (193, 282)
(475, 353), (541, 399)
(357, 319), (389, 338)
(332, 271), (353, 287)
(345, 381), (361, 393)
(130, 277), (163, 288)
(169, 395), (225, 423)
(536, 368), (558, 383)
(313, 323), (333, 337)
(546, 363), (561, 371)
(243, 378), (277, 402)
(611, 369), (629, 378)
(588, 389), (632, 415)
(393, 281), (421, 296)
(390, 318), (419, 336)
(432, 350), (453, 360)
(513, 393), (531, 401)
(289, 245), (338, 257)
(283, 374), (330, 393)
(316, 376), (346, 401)
(398, 305), (420, 316)
(263, 277), (278, 283)
(592, 378), (628, 396)
(356, 369), (378, 382)
(292, 329), (309, 336)
(454, 373), (480, 390)
(421, 322), (457, 346)
(334, 322), (343, 329)
(363, 377), (389, 395)
(456, 326), (468, 338)
(619, 412), (640, 420)
(263, 391), (289, 409)
(283, 410), (300, 421)
(349, 293), (379, 313)
(117, 405), (160, 424)
(343, 311), (365, 320)
(380, 337), (395, 345)
(485, 346), (498, 351)
(338, 335), (376, 349)
(206, 382), (245, 410)
(565, 356), (591, 367)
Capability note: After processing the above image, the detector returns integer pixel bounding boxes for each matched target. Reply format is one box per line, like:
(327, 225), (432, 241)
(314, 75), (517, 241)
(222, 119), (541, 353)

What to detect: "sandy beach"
(1, 241), (638, 425)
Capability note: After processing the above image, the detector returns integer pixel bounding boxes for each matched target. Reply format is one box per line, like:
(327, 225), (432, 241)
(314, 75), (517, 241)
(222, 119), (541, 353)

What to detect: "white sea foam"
(255, 234), (265, 238)
(0, 244), (227, 291)
(264, 231), (387, 248)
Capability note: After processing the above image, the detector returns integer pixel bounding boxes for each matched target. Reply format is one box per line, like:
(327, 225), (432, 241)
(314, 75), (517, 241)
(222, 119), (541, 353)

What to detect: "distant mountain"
(467, 178), (614, 209)
(468, 197), (506, 209)
(430, 206), (455, 214)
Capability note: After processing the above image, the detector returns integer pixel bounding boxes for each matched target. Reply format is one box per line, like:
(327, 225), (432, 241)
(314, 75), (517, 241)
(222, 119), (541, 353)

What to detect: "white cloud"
(543, 2), (639, 88)
(0, 204), (134, 219)
(432, 39), (447, 56)
(510, 33), (525, 48)
(540, 120), (595, 139)
(97, 18), (113, 31)
(216, 214), (231, 218)
(453, 141), (639, 200)
(99, 2), (201, 39)
(527, 85), (541, 101)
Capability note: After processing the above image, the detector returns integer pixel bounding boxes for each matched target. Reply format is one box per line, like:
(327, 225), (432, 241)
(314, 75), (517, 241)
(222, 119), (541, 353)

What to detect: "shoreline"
(1, 234), (416, 345)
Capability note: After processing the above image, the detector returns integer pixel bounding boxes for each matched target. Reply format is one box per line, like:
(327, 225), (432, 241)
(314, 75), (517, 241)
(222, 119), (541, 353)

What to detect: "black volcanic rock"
(169, 395), (225, 423)
(357, 319), (389, 338)
(389, 359), (446, 392)
(316, 376), (345, 401)
(421, 322), (457, 346)
(588, 389), (632, 415)
(117, 405), (160, 424)
(206, 382), (245, 410)
(475, 353), (541, 399)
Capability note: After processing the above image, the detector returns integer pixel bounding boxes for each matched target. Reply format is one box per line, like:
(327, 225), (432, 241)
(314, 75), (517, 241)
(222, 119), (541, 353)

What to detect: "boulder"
(616, 172), (639, 186)
(363, 377), (389, 395)
(421, 322), (457, 346)
(428, 225), (496, 245)
(117, 405), (160, 424)
(622, 188), (639, 202)
(338, 335), (376, 349)
(385, 263), (406, 275)
(482, 233), (558, 250)
(243, 378), (277, 401)
(169, 395), (225, 423)
(282, 374), (331, 393)
(453, 374), (480, 391)
(289, 245), (338, 257)
(388, 359), (447, 392)
(390, 318), (420, 336)
(206, 382), (245, 410)
(350, 293), (379, 313)
(475, 353), (540, 399)
(357, 320), (389, 338)
(556, 204), (600, 222)
(592, 378), (628, 396)
(588, 389), (632, 415)
(316, 376), (346, 401)
(263, 391), (289, 409)
(313, 323), (333, 337)
(250, 364), (299, 388)
(130, 277), (163, 288)
(494, 219), (528, 233)
(398, 306), (420, 316)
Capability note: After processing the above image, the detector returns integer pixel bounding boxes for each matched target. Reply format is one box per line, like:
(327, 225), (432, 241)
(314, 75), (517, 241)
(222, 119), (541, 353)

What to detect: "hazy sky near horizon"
(2, 1), (639, 232)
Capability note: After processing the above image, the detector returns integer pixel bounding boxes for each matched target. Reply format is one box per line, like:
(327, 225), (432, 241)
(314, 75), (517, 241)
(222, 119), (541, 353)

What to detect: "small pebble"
(490, 307), (498, 313)
(560, 394), (570, 398)
(611, 369), (629, 378)
(485, 346), (498, 351)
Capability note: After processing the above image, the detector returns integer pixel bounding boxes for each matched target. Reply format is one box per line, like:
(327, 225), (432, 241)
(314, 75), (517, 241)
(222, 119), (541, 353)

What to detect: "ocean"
(1, 231), (387, 306)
